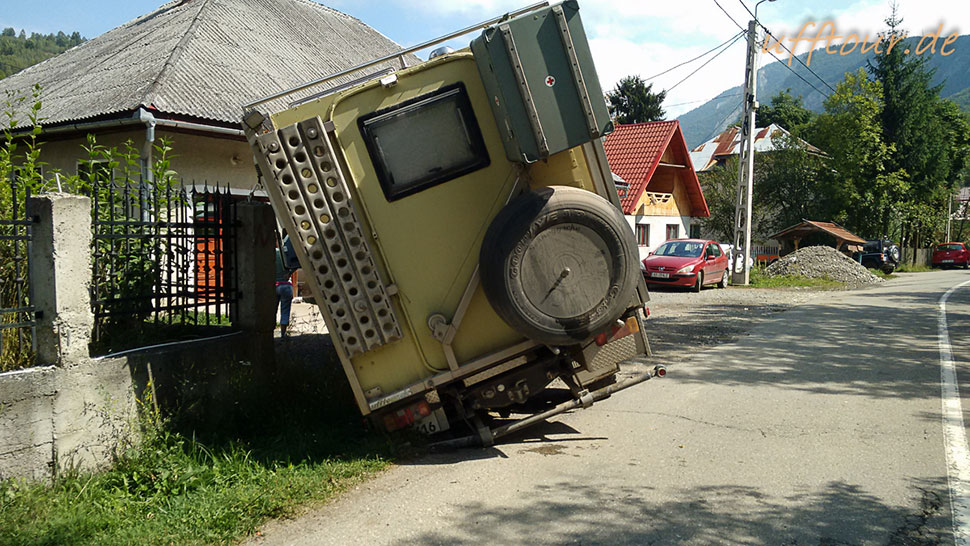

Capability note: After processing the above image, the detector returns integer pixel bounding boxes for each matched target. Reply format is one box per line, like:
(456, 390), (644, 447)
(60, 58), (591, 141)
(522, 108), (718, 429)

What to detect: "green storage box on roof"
(471, 0), (613, 164)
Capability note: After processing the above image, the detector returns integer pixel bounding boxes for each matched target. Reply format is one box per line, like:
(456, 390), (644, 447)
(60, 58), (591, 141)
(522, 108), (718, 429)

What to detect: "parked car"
(853, 239), (901, 274)
(643, 239), (729, 292)
(932, 242), (970, 269)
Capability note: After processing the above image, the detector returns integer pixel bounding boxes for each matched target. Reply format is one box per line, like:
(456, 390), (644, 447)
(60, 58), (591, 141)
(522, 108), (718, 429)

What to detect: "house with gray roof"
(0, 0), (411, 192)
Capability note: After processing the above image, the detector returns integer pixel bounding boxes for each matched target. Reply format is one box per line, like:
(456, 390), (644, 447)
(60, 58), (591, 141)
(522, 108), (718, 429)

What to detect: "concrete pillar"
(234, 201), (276, 340)
(28, 194), (93, 366)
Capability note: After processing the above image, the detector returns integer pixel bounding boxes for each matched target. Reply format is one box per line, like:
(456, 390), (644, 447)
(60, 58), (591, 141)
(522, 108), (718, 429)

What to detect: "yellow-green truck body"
(243, 1), (655, 437)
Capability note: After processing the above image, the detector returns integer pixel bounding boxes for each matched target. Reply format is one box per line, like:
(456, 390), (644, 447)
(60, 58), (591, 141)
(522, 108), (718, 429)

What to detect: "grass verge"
(868, 268), (897, 280)
(0, 336), (393, 546)
(745, 268), (845, 289)
(895, 263), (935, 273)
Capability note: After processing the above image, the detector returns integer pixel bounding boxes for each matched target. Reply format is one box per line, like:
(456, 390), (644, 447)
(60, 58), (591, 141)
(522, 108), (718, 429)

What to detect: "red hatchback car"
(932, 242), (970, 269)
(642, 239), (730, 291)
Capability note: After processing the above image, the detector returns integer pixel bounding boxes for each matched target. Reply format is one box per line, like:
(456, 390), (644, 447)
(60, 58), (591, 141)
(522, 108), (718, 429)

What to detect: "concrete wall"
(0, 196), (276, 482)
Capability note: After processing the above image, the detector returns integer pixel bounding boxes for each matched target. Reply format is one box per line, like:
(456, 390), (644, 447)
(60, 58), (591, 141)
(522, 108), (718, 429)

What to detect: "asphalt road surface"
(249, 270), (970, 545)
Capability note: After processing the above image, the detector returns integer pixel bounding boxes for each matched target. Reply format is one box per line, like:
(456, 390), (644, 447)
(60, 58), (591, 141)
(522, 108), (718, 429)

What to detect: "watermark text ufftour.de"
(763, 22), (960, 66)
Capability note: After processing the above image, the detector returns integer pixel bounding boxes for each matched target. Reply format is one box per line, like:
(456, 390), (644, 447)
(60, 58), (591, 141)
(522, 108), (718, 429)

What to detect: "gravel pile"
(765, 245), (883, 284)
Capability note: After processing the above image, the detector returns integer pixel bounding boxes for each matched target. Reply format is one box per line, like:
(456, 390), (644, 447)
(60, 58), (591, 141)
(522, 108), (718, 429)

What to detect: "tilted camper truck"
(242, 1), (664, 445)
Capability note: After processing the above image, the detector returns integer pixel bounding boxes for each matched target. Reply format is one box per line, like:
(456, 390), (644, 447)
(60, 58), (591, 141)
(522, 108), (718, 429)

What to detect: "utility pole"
(946, 193), (952, 241)
(732, 18), (759, 285)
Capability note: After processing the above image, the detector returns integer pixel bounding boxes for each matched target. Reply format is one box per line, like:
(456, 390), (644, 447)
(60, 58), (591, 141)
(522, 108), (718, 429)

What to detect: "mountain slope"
(677, 34), (970, 147)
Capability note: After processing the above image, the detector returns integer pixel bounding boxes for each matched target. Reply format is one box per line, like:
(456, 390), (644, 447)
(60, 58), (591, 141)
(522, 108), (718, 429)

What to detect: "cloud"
(340, 0), (966, 119)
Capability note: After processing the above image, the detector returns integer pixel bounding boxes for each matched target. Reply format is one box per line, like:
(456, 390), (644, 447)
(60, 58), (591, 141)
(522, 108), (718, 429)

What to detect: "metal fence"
(0, 174), (35, 370)
(90, 176), (239, 350)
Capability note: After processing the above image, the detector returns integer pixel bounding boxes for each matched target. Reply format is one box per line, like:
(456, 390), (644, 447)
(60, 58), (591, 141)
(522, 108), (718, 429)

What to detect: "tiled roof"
(604, 121), (677, 214)
(603, 120), (709, 217)
(768, 220), (866, 244)
(0, 0), (415, 127)
(688, 123), (824, 171)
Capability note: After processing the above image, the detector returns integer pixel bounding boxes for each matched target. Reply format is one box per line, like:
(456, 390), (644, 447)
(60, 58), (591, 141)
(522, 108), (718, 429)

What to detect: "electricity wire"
(642, 30), (745, 83)
(667, 31), (747, 93)
(710, 0), (832, 99)
(737, 0), (838, 94)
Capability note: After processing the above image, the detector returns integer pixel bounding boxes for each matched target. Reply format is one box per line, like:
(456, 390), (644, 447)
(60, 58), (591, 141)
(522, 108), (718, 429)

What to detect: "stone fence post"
(28, 193), (93, 366)
(233, 201), (276, 361)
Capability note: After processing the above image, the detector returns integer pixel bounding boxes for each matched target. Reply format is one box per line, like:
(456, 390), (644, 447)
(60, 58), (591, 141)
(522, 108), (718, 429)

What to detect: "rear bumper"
(933, 257), (968, 266)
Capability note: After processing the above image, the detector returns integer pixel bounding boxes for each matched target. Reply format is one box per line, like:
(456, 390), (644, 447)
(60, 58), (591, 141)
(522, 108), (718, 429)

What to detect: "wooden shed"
(769, 220), (866, 253)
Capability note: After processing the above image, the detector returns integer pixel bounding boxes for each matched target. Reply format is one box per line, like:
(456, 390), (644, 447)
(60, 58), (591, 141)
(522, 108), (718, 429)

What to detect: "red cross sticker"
(545, 75), (556, 87)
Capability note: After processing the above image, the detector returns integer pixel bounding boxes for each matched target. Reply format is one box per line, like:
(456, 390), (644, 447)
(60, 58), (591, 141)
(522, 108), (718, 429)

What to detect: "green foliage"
(950, 88), (970, 115)
(0, 405), (388, 545)
(755, 90), (815, 132)
(865, 16), (970, 254)
(606, 76), (666, 124)
(747, 266), (845, 289)
(895, 263), (934, 273)
(0, 84), (44, 370)
(755, 132), (831, 233)
(698, 155), (780, 243)
(85, 135), (189, 353)
(805, 68), (907, 238)
(697, 157), (743, 242)
(0, 28), (84, 80)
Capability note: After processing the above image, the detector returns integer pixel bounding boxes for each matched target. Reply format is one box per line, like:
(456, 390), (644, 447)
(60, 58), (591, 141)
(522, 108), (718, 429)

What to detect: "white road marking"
(939, 278), (970, 545)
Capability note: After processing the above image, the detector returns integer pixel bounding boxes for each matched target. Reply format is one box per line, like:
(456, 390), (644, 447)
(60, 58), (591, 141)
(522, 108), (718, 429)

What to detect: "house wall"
(625, 166), (698, 260)
(625, 214), (694, 261)
(36, 129), (257, 192)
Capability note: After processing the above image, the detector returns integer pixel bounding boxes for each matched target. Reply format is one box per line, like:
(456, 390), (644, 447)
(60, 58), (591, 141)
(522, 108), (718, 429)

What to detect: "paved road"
(249, 270), (970, 545)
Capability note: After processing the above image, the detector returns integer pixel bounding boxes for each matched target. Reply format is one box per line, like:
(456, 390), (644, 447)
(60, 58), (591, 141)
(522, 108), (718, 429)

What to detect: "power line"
(761, 26), (838, 94)
(709, 0), (831, 99)
(667, 31), (746, 93)
(712, 0), (745, 32)
(700, 99), (744, 143)
(736, 0), (755, 20)
(666, 91), (743, 108)
(736, 0), (837, 94)
(763, 48), (832, 99)
(642, 30), (745, 83)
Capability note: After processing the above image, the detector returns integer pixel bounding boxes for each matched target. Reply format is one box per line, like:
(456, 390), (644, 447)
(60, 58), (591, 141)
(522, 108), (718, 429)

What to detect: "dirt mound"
(765, 245), (883, 284)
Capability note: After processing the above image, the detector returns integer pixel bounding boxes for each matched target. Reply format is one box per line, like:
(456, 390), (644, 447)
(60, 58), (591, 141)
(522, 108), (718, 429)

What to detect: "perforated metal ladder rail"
(257, 117), (402, 357)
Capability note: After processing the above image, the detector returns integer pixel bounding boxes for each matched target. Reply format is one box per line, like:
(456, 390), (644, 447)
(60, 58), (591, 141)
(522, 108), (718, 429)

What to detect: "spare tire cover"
(479, 185), (639, 346)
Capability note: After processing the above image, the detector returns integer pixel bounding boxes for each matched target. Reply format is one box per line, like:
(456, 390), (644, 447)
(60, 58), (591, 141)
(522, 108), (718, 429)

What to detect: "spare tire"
(887, 244), (901, 264)
(479, 186), (639, 346)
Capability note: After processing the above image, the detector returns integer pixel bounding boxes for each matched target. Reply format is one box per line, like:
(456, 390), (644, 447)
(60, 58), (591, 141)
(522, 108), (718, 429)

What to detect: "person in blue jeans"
(275, 230), (298, 338)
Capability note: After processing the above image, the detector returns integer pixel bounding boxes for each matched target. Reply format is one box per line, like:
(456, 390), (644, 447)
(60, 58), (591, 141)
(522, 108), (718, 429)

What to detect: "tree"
(756, 132), (831, 232)
(806, 68), (907, 238)
(698, 156), (775, 243)
(867, 6), (968, 253)
(0, 29), (87, 81)
(605, 76), (666, 124)
(755, 90), (814, 133)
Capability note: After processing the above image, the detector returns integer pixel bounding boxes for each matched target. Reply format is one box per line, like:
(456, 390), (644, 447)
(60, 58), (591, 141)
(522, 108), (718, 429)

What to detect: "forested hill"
(0, 28), (85, 80)
(677, 34), (970, 148)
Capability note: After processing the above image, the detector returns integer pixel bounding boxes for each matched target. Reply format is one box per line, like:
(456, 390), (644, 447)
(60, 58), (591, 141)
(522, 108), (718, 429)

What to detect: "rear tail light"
(382, 400), (432, 432)
(595, 315), (640, 346)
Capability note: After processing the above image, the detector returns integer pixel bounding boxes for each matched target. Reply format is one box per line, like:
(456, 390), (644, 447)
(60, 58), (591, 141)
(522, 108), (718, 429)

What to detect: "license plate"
(943, 259), (954, 263)
(413, 407), (450, 435)
(650, 272), (670, 279)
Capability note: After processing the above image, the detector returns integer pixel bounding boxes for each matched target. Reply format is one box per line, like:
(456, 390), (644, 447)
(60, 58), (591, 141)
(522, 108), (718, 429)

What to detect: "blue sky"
(1, 0), (965, 117)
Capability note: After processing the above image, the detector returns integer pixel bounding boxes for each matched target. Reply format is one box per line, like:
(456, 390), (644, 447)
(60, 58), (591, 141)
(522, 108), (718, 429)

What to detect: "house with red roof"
(603, 120), (710, 259)
(689, 123), (823, 172)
